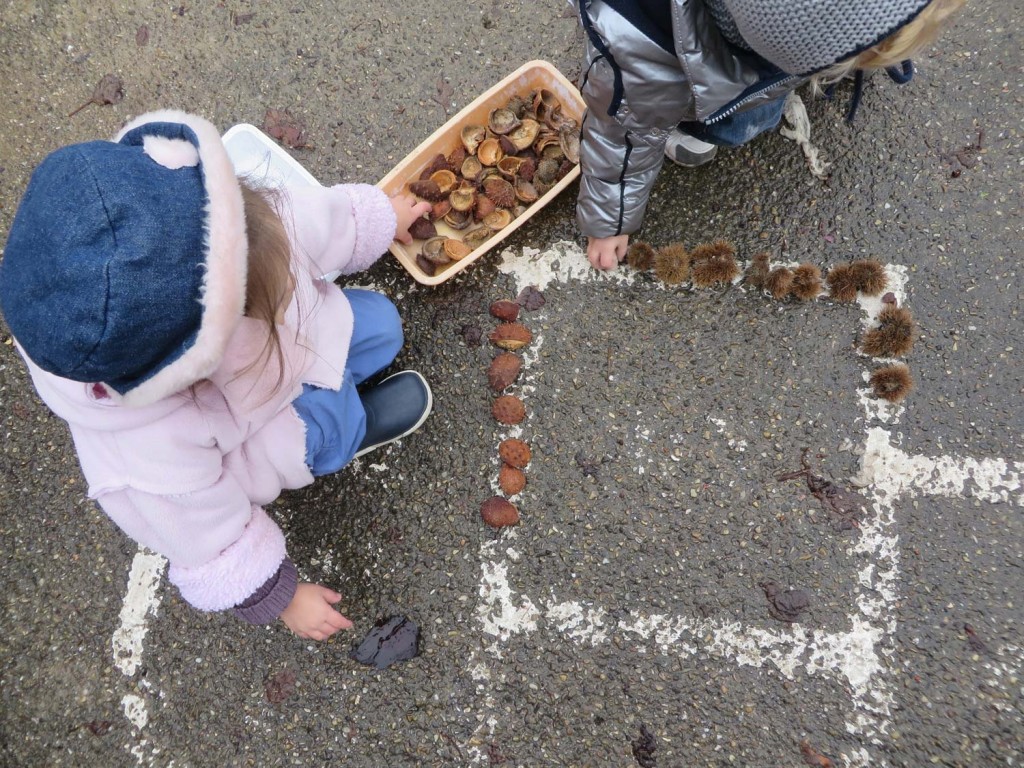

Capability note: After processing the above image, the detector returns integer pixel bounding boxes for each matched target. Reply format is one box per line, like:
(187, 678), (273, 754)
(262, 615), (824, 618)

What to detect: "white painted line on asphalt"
(856, 428), (1022, 506)
(103, 242), (1019, 766)
(112, 549), (166, 764)
(112, 550), (165, 679)
(468, 244), (1022, 767)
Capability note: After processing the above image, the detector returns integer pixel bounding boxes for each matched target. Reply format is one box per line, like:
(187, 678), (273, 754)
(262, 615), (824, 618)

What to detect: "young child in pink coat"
(0, 110), (433, 641)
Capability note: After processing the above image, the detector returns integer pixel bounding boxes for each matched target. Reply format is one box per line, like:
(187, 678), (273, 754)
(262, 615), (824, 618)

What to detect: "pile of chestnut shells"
(406, 90), (580, 277)
(480, 299), (533, 529)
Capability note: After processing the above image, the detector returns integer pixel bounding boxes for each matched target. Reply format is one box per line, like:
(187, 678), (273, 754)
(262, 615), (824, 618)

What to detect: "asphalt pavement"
(1, 2), (1021, 767)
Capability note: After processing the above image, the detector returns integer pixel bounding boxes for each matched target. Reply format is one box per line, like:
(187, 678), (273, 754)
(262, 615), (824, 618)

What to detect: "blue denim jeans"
(292, 289), (403, 476)
(677, 95), (788, 148)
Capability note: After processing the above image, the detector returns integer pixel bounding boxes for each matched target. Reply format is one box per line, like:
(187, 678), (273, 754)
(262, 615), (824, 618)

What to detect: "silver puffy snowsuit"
(570, 0), (932, 239)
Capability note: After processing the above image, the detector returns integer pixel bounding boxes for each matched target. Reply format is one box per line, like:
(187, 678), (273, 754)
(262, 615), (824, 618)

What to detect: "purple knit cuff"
(343, 183), (397, 274)
(230, 557), (298, 625)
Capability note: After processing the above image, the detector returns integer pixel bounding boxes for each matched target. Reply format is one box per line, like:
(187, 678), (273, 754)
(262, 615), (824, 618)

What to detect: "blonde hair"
(238, 181), (294, 394)
(816, 0), (965, 84)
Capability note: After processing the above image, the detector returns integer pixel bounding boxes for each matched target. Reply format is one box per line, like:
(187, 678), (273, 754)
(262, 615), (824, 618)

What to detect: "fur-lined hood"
(0, 110), (247, 408)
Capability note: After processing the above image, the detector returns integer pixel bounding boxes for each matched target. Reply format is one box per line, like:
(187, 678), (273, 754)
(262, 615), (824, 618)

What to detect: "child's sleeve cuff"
(229, 557), (298, 625)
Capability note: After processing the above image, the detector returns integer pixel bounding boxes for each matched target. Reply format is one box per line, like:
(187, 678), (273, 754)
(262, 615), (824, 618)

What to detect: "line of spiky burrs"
(619, 240), (913, 403)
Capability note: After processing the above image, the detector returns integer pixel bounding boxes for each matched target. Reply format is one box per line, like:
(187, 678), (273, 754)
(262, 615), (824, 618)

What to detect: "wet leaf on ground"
(486, 742), (509, 765)
(760, 580), (811, 623)
(776, 448), (865, 530)
(264, 669), (296, 704)
(459, 323), (482, 347)
(964, 623), (990, 654)
(263, 109), (312, 149)
(575, 451), (600, 477)
(800, 739), (833, 767)
(350, 615), (421, 670)
(935, 129), (984, 178)
(433, 78), (454, 119)
(631, 723), (657, 767)
(517, 285), (545, 311)
(68, 74), (124, 118)
(84, 720), (112, 736)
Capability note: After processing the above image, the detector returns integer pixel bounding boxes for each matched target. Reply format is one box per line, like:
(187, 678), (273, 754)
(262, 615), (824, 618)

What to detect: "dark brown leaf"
(350, 615), (421, 669)
(517, 285), (545, 311)
(575, 451), (601, 477)
(135, 25), (149, 46)
(264, 669), (296, 704)
(459, 324), (482, 347)
(631, 724), (657, 767)
(68, 74), (124, 118)
(486, 741), (509, 766)
(964, 623), (990, 653)
(85, 720), (113, 736)
(776, 449), (865, 530)
(94, 74), (124, 105)
(800, 740), (833, 767)
(263, 109), (312, 149)
(432, 77), (454, 118)
(761, 580), (811, 623)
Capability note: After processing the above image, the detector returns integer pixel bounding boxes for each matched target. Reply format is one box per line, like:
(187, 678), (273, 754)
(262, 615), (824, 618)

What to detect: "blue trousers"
(677, 96), (787, 148)
(292, 289), (403, 476)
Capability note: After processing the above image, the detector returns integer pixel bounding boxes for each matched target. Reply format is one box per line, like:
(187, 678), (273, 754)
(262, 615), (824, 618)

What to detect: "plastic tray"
(222, 122), (343, 282)
(378, 60), (584, 286)
(222, 122), (321, 189)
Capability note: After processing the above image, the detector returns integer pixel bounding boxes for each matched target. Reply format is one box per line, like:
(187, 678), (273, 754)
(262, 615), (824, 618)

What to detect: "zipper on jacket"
(614, 132), (634, 236)
(579, 0), (625, 117)
(705, 73), (799, 124)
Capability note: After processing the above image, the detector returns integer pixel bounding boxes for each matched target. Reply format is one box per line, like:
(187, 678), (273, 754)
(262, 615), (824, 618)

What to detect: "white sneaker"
(664, 129), (718, 167)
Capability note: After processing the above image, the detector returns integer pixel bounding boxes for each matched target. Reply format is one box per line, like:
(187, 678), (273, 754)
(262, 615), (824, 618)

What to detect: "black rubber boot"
(355, 371), (433, 457)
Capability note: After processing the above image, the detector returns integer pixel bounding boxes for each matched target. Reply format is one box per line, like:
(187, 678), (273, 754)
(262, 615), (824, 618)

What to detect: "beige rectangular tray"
(377, 60), (584, 286)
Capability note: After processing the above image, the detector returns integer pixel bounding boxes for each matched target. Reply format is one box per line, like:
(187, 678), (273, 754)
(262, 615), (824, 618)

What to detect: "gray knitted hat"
(719, 0), (932, 75)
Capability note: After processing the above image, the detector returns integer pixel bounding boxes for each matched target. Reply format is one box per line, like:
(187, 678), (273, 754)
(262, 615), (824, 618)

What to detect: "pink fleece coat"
(19, 183), (397, 612)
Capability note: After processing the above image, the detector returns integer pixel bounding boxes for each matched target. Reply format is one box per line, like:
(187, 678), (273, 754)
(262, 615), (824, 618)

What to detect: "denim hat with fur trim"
(0, 110), (247, 407)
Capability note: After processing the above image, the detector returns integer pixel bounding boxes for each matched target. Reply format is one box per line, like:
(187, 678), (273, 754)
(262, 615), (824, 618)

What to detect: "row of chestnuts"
(480, 298), (533, 529)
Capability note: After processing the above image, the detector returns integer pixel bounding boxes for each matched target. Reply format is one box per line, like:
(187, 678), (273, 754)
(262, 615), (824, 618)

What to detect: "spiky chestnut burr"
(870, 364), (913, 402)
(765, 266), (794, 299)
(860, 306), (916, 358)
(848, 259), (887, 295)
(791, 264), (823, 301)
(654, 243), (690, 285)
(627, 241), (657, 271)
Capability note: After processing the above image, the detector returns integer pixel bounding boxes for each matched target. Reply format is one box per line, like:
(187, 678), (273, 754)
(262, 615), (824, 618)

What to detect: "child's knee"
(345, 288), (404, 355)
(371, 295), (403, 355)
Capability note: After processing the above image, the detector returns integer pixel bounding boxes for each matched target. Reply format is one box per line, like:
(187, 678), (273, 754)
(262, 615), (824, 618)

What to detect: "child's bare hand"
(280, 582), (353, 641)
(391, 194), (432, 244)
(587, 234), (630, 270)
